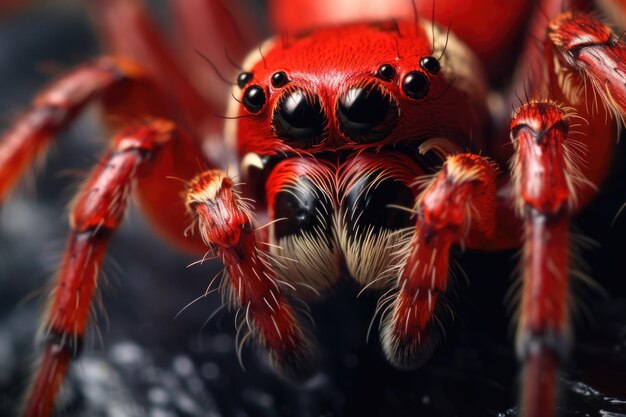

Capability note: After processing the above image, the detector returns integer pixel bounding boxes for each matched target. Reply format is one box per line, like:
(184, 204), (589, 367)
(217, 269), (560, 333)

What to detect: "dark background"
(0, 2), (625, 417)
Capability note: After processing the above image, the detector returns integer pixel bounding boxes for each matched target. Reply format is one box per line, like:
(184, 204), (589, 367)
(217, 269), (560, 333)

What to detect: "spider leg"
(510, 101), (577, 417)
(21, 119), (186, 417)
(547, 12), (626, 119)
(501, 7), (624, 173)
(381, 153), (496, 368)
(186, 170), (318, 380)
(507, 12), (626, 417)
(505, 11), (624, 210)
(0, 54), (214, 253)
(0, 57), (162, 202)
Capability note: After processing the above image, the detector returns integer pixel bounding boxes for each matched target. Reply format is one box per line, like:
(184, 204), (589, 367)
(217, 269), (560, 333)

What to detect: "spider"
(1, 0), (626, 416)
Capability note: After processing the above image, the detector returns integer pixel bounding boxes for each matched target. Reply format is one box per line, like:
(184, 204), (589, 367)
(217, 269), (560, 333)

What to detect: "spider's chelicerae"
(1, 1), (626, 417)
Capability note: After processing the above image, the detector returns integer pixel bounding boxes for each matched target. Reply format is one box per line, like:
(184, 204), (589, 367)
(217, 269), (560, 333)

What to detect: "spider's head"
(226, 20), (489, 166)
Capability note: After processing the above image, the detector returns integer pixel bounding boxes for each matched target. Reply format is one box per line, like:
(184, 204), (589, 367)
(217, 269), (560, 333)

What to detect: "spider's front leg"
(21, 119), (185, 417)
(186, 170), (318, 379)
(381, 153), (497, 368)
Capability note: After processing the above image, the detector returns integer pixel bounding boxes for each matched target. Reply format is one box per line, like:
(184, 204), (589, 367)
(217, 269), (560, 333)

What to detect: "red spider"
(1, 0), (626, 416)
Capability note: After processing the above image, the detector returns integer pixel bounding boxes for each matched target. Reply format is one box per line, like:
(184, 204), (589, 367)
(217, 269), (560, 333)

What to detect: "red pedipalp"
(382, 154), (496, 368)
(187, 170), (318, 379)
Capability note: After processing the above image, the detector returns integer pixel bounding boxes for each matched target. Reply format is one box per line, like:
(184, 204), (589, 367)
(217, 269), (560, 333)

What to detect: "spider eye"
(402, 71), (430, 100)
(243, 85), (266, 113)
(273, 89), (327, 147)
(376, 64), (395, 81)
(420, 56), (440, 74)
(237, 72), (253, 88)
(337, 85), (398, 143)
(271, 71), (289, 88)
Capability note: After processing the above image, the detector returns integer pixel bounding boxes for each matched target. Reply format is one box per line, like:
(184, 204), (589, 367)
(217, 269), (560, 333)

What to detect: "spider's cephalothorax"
(2, 1), (626, 416)
(231, 21), (489, 295)
(221, 21), (499, 369)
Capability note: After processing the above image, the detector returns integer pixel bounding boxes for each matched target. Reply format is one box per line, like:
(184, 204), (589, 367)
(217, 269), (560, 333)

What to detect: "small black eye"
(402, 71), (430, 100)
(243, 85), (266, 113)
(271, 71), (288, 88)
(420, 56), (440, 74)
(273, 89), (327, 147)
(376, 64), (395, 81)
(237, 72), (253, 88)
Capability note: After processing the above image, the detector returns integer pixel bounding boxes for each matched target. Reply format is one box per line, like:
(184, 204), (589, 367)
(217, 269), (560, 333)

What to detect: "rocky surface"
(1, 4), (626, 417)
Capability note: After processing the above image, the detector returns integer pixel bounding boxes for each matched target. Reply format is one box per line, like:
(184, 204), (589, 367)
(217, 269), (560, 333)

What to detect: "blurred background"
(0, 1), (625, 416)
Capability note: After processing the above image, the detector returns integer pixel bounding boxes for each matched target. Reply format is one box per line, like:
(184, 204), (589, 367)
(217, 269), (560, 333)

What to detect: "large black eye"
(243, 85), (266, 113)
(273, 89), (327, 147)
(337, 85), (398, 143)
(402, 71), (430, 100)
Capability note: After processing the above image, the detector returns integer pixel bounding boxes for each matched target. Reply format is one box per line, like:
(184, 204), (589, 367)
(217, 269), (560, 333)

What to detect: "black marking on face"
(273, 178), (333, 242)
(344, 175), (414, 235)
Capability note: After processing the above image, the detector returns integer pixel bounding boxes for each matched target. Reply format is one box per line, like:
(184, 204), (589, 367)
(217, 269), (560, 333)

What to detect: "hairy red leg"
(92, 0), (215, 136)
(21, 120), (181, 417)
(548, 12), (626, 118)
(0, 57), (158, 202)
(503, 13), (626, 416)
(498, 1), (595, 158)
(510, 102), (578, 417)
(186, 170), (317, 379)
(547, 12), (626, 194)
(381, 154), (496, 368)
(500, 12), (621, 208)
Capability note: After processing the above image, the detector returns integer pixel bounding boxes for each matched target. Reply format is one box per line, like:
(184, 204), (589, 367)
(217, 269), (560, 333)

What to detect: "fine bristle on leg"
(381, 153), (496, 369)
(510, 101), (579, 417)
(20, 120), (182, 417)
